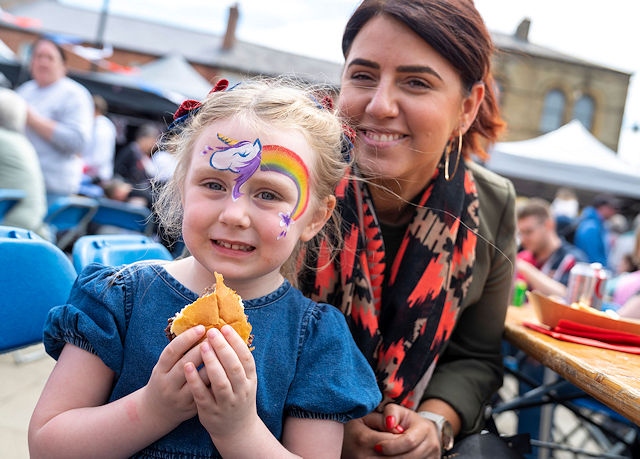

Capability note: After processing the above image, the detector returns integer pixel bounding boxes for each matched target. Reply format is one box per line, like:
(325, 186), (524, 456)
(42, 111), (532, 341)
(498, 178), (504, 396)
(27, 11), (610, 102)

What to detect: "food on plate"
(165, 272), (253, 346)
(528, 290), (640, 335)
(570, 301), (612, 317)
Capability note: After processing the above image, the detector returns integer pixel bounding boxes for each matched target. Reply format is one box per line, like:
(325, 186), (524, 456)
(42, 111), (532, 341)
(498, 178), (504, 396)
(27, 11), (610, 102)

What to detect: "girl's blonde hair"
(155, 76), (350, 283)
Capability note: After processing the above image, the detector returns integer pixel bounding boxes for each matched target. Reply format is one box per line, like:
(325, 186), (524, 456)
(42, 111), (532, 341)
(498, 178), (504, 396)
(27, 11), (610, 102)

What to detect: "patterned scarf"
(299, 160), (479, 409)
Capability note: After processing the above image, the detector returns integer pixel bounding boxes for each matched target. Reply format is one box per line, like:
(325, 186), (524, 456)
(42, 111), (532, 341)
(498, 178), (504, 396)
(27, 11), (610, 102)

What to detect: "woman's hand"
(342, 403), (442, 458)
(141, 324), (206, 426)
(184, 325), (260, 443)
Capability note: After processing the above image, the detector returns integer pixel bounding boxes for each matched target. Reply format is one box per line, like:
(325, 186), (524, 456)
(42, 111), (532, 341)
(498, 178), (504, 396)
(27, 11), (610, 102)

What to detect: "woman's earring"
(444, 130), (463, 182)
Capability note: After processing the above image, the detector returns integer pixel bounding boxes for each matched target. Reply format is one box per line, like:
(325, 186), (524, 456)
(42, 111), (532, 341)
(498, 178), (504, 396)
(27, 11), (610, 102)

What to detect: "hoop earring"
(444, 130), (463, 182)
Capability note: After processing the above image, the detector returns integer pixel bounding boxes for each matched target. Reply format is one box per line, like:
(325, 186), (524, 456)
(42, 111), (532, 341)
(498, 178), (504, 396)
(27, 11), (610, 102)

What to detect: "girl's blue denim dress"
(44, 263), (381, 458)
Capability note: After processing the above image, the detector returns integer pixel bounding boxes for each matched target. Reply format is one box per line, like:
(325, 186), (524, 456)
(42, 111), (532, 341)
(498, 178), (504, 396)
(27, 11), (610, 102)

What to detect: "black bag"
(444, 431), (530, 459)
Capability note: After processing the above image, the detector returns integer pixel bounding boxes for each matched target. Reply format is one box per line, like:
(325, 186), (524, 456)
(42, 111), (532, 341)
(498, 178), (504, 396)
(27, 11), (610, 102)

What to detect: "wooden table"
(504, 305), (640, 426)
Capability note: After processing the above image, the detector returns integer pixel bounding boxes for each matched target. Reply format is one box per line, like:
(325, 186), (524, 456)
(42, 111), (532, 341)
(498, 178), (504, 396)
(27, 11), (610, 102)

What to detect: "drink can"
(565, 262), (608, 309)
(512, 279), (527, 306)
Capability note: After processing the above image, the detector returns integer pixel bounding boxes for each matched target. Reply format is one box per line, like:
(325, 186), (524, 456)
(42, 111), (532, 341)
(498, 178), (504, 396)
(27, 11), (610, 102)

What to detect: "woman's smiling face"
(339, 15), (470, 186)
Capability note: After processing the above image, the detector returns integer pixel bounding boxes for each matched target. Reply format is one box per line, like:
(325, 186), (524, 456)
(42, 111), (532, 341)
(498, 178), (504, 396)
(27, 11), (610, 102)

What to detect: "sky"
(59, 0), (640, 165)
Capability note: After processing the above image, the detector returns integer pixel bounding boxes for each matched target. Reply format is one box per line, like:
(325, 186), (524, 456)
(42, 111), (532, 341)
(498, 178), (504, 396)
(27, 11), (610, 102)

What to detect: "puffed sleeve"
(286, 302), (381, 422)
(43, 263), (129, 376)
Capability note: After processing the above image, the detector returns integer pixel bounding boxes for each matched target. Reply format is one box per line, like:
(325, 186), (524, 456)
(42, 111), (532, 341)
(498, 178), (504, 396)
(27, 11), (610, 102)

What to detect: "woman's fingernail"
(385, 415), (396, 430)
(374, 444), (383, 453)
(395, 423), (405, 433)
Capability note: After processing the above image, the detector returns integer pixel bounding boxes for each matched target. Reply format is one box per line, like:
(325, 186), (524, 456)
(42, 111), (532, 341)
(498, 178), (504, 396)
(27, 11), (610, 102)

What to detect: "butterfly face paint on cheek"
(205, 134), (311, 240)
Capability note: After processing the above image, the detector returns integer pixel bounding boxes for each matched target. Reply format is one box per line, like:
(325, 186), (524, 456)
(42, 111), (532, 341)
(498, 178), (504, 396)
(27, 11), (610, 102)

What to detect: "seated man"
(516, 198), (588, 299)
(514, 198), (589, 452)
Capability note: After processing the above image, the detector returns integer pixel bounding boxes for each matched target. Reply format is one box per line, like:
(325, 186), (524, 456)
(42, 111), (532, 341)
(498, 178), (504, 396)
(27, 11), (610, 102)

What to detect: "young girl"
(29, 78), (381, 458)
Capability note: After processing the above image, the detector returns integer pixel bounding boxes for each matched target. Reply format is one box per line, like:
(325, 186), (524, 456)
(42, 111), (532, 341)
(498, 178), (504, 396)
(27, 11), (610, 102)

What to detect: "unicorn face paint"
(206, 134), (311, 238)
(205, 134), (262, 200)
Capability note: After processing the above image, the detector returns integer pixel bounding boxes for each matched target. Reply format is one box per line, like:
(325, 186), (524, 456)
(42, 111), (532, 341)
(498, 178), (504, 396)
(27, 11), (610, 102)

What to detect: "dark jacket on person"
(421, 160), (516, 434)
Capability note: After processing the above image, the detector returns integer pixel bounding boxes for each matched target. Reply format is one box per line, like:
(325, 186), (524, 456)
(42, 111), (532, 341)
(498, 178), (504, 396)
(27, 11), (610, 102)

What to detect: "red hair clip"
(173, 98), (201, 120)
(170, 79), (230, 128)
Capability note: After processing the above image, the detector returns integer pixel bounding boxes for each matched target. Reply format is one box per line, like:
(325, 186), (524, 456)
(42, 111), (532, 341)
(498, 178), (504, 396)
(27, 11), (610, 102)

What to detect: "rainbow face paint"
(205, 134), (311, 239)
(259, 144), (310, 222)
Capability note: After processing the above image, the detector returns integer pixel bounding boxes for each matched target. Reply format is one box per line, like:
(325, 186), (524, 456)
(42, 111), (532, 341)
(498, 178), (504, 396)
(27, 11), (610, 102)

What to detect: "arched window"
(539, 89), (565, 133)
(572, 95), (595, 130)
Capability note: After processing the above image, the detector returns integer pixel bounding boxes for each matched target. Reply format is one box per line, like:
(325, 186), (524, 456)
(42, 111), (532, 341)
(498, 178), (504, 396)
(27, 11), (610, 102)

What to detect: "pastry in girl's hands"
(165, 272), (253, 346)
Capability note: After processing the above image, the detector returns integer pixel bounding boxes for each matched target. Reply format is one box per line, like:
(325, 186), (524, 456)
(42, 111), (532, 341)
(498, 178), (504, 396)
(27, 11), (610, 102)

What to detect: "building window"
(539, 89), (565, 133)
(572, 95), (595, 130)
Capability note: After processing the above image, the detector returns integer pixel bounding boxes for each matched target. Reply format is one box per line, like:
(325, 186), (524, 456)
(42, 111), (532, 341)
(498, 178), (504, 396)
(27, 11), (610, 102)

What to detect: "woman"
(299, 1), (517, 457)
(16, 37), (94, 204)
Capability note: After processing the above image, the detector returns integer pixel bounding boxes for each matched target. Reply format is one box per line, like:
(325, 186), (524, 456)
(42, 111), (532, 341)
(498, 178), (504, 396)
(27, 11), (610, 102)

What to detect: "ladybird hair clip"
(167, 79), (231, 131)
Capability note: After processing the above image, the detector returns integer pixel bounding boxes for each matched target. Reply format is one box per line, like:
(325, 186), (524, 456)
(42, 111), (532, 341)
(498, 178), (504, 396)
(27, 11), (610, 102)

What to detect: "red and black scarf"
(299, 161), (479, 409)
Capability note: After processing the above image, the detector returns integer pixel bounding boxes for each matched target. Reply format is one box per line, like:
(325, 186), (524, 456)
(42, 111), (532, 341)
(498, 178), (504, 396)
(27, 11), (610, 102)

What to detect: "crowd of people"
(0, 36), (174, 245)
(516, 189), (640, 318)
(511, 190), (640, 456)
(1, 1), (639, 458)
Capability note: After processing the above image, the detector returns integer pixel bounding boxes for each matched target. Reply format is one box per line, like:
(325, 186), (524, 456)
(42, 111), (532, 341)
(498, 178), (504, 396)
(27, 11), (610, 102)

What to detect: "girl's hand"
(342, 404), (441, 458)
(184, 325), (259, 440)
(141, 324), (207, 426)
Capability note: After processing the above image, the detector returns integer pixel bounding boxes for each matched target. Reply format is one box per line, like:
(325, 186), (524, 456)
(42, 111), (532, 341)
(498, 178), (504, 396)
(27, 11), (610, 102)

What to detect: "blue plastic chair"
(72, 234), (173, 273)
(0, 225), (77, 360)
(44, 196), (99, 249)
(0, 188), (26, 223)
(90, 198), (154, 235)
(0, 225), (35, 239)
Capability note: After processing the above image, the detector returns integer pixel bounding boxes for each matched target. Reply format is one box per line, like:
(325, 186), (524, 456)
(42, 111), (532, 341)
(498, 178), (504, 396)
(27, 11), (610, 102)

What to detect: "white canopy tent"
(134, 54), (215, 103)
(486, 120), (640, 199)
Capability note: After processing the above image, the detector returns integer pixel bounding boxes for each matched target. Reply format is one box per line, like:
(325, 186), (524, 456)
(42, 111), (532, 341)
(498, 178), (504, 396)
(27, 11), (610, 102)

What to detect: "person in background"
(16, 36), (94, 205)
(608, 225), (640, 307)
(608, 213), (640, 274)
(573, 193), (620, 268)
(113, 122), (161, 208)
(82, 94), (116, 185)
(298, 1), (517, 457)
(514, 197), (588, 450)
(28, 77), (381, 458)
(550, 187), (580, 241)
(550, 187), (579, 220)
(516, 198), (587, 298)
(618, 291), (640, 319)
(0, 88), (48, 237)
(616, 254), (639, 275)
(101, 177), (134, 202)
